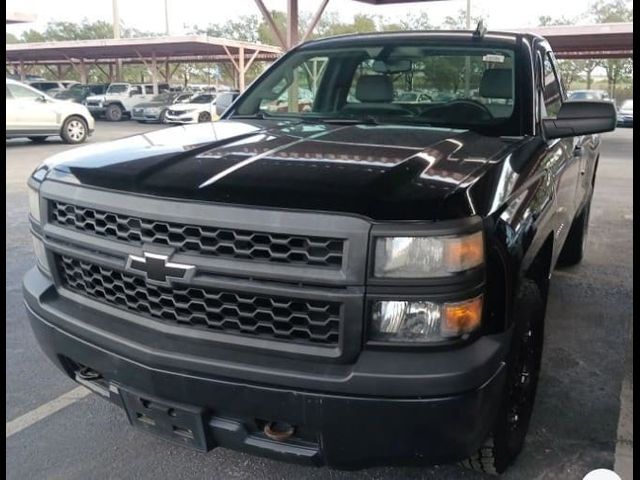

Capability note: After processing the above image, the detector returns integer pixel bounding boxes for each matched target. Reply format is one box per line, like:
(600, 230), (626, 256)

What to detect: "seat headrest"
(479, 69), (513, 99)
(355, 75), (393, 103)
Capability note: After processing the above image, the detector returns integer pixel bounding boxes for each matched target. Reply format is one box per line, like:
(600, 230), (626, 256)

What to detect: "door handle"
(573, 145), (583, 157)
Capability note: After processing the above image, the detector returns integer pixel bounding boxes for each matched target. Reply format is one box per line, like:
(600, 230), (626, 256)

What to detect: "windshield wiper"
(298, 115), (380, 126)
(231, 111), (272, 120)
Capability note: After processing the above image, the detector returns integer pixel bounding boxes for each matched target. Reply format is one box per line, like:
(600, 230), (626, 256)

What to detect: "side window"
(259, 56), (328, 113)
(7, 84), (41, 99)
(130, 86), (142, 95)
(144, 85), (154, 94)
(542, 53), (562, 118)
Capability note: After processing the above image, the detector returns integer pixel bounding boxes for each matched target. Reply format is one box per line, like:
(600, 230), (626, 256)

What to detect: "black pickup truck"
(23, 29), (616, 474)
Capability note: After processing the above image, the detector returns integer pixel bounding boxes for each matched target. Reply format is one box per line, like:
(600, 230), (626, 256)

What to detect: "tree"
(590, 0), (633, 98)
(442, 8), (485, 30)
(556, 60), (584, 90)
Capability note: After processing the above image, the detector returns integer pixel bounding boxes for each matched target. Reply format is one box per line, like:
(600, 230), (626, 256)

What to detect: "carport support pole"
(151, 52), (158, 95)
(238, 47), (245, 92)
(19, 61), (25, 82)
(464, 0), (471, 96)
(287, 0), (299, 49)
(79, 59), (88, 84)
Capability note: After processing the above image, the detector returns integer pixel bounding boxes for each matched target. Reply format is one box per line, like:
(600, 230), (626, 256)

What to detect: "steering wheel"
(420, 99), (494, 121)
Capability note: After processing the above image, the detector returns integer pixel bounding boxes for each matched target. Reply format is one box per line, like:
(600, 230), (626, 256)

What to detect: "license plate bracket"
(119, 387), (211, 451)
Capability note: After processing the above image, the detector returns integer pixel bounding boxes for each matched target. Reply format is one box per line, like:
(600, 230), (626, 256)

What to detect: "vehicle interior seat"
(479, 68), (514, 118)
(341, 75), (411, 116)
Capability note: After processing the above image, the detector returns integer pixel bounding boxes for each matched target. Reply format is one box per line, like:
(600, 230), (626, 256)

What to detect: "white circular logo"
(583, 469), (622, 480)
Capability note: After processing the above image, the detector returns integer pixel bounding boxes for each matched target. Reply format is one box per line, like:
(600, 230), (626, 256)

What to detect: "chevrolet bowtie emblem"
(125, 252), (195, 286)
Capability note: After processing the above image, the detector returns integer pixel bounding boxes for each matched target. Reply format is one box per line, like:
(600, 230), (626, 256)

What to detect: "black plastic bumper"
(24, 267), (509, 469)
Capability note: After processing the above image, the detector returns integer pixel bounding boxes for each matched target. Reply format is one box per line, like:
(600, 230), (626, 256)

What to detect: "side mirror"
(542, 101), (616, 139)
(36, 95), (48, 103)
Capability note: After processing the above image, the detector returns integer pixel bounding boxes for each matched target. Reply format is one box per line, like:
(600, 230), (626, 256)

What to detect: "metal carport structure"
(255, 0), (633, 59)
(5, 36), (283, 92)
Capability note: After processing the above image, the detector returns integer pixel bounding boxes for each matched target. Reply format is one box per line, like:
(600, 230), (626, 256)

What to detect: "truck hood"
(42, 119), (520, 221)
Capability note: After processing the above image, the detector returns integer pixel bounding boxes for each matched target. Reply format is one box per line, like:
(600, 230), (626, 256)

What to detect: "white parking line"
(6, 386), (91, 438)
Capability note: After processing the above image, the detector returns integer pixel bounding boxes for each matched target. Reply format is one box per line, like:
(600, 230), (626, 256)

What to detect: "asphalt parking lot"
(6, 121), (633, 479)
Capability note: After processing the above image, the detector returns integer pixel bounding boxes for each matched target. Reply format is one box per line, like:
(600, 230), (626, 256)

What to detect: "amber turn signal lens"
(442, 295), (483, 336)
(443, 231), (484, 273)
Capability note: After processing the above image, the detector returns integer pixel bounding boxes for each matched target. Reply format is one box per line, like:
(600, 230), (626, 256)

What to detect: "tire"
(557, 197), (592, 267)
(159, 109), (167, 124)
(105, 104), (124, 122)
(28, 136), (48, 143)
(60, 116), (88, 144)
(461, 280), (545, 475)
(197, 111), (211, 123)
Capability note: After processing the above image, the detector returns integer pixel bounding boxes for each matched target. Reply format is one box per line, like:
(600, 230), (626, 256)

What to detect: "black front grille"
(57, 255), (342, 346)
(51, 202), (344, 268)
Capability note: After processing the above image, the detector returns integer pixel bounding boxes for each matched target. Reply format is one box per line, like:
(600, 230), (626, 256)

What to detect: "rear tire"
(461, 280), (545, 475)
(197, 112), (211, 123)
(28, 136), (48, 143)
(105, 104), (123, 122)
(557, 197), (592, 267)
(60, 116), (88, 144)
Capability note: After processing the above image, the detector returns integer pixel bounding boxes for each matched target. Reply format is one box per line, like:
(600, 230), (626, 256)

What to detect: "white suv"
(85, 82), (169, 121)
(6, 79), (95, 144)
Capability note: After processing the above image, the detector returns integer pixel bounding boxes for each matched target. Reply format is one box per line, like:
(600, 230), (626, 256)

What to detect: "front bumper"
(164, 113), (197, 124)
(24, 266), (509, 468)
(132, 110), (162, 122)
(86, 105), (105, 116)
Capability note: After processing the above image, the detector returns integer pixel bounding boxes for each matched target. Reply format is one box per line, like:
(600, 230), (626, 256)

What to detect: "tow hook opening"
(77, 366), (102, 381)
(263, 421), (296, 441)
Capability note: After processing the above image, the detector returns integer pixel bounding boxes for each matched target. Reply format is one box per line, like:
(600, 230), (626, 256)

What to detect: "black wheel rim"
(505, 314), (542, 447)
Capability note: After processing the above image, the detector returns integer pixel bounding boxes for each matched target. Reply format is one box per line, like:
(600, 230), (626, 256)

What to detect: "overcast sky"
(7, 0), (601, 37)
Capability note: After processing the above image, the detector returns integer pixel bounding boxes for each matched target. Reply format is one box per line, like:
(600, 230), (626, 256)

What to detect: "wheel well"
(524, 234), (554, 300)
(104, 102), (124, 109)
(60, 114), (87, 130)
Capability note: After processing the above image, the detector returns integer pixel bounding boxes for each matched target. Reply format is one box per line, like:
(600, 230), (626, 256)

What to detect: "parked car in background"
(163, 93), (218, 124)
(617, 99), (633, 127)
(395, 91), (433, 103)
(567, 89), (611, 101)
(54, 83), (109, 104)
(6, 78), (94, 144)
(28, 80), (68, 94)
(215, 90), (240, 116)
(84, 82), (169, 121)
(131, 91), (194, 123)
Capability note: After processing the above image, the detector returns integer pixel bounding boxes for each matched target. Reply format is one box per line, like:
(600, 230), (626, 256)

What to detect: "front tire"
(60, 116), (88, 144)
(462, 280), (545, 474)
(557, 197), (592, 267)
(197, 112), (211, 123)
(105, 104), (123, 122)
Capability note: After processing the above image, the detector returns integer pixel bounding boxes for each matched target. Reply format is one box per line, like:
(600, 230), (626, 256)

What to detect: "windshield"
(107, 84), (129, 94)
(191, 94), (215, 104)
(621, 100), (633, 110)
(232, 43), (518, 133)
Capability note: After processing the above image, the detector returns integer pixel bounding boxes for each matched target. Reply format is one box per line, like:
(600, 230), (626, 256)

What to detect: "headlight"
(32, 235), (50, 275)
(373, 231), (484, 278)
(370, 295), (483, 343)
(28, 186), (41, 222)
